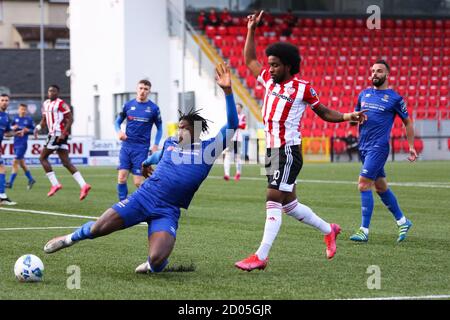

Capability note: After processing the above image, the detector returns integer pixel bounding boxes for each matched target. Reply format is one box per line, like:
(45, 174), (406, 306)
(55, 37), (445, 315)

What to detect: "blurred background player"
(6, 103), (36, 190)
(0, 94), (17, 205)
(343, 130), (359, 162)
(235, 11), (367, 271)
(43, 63), (238, 274)
(349, 60), (416, 243)
(114, 79), (162, 201)
(34, 85), (91, 200)
(223, 102), (246, 181)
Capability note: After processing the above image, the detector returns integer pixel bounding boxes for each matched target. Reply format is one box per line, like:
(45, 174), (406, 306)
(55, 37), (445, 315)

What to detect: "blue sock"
(71, 221), (96, 242)
(25, 171), (34, 182)
(360, 190), (374, 229)
(148, 257), (168, 273)
(9, 173), (17, 187)
(0, 174), (5, 193)
(117, 183), (128, 201)
(378, 189), (404, 221)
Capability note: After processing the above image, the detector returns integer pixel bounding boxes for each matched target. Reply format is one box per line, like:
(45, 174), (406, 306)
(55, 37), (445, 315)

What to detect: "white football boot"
(44, 234), (76, 253)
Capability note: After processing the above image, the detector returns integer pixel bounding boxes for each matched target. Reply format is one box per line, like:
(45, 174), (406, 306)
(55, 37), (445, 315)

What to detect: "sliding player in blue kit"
(115, 79), (163, 201)
(43, 63), (238, 273)
(349, 60), (417, 243)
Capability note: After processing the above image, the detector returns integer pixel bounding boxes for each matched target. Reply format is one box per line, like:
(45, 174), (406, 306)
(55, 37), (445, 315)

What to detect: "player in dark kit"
(349, 60), (417, 243)
(43, 63), (239, 273)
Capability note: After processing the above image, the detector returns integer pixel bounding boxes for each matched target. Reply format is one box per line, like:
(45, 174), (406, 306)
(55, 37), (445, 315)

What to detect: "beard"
(372, 75), (386, 87)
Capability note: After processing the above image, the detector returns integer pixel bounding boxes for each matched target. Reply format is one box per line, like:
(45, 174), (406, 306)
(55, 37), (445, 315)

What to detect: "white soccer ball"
(14, 254), (44, 282)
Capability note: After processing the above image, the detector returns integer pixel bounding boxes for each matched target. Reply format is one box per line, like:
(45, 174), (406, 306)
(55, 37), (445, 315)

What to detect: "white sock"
(360, 227), (369, 235)
(255, 201), (282, 260)
(283, 200), (332, 235)
(72, 171), (86, 188)
(0, 193), (7, 198)
(46, 172), (59, 186)
(224, 152), (231, 176)
(236, 155), (241, 174)
(396, 216), (407, 226)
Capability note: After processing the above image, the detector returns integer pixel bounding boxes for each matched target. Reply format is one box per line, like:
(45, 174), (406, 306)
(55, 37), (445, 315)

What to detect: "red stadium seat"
(392, 139), (402, 153)
(414, 139), (424, 154)
(333, 139), (346, 155)
(237, 65), (248, 78)
(301, 128), (312, 137)
(302, 117), (313, 129)
(402, 140), (411, 153)
(448, 138), (450, 151)
(245, 75), (255, 88)
(391, 127), (404, 138)
(312, 128), (323, 137)
(254, 85), (265, 100)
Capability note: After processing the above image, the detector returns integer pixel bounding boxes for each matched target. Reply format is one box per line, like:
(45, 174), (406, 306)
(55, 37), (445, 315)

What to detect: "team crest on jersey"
(382, 95), (389, 102)
(131, 106), (136, 110)
(310, 88), (317, 97)
(361, 102), (366, 107)
(286, 87), (296, 95)
(167, 146), (175, 151)
(365, 93), (371, 97)
(145, 107), (152, 113)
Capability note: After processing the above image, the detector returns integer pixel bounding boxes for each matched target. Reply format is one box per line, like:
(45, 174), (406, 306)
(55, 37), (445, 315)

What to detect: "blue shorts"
(117, 145), (149, 176)
(14, 145), (27, 160)
(359, 150), (389, 181)
(112, 191), (180, 238)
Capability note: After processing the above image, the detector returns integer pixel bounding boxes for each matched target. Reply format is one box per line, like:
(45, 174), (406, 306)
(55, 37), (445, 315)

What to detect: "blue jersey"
(0, 111), (11, 143)
(355, 88), (408, 152)
(119, 99), (162, 148)
(12, 115), (35, 146)
(137, 137), (221, 209)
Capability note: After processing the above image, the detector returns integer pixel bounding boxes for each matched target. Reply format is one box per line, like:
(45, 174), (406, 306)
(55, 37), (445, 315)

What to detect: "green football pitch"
(0, 161), (449, 300)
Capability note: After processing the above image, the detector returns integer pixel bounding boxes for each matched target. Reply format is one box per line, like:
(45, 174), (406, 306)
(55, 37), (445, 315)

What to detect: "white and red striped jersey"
(257, 68), (320, 148)
(232, 113), (247, 142)
(42, 98), (71, 136)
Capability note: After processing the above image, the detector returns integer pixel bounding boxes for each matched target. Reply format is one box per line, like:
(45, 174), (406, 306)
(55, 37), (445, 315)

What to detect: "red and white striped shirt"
(257, 68), (320, 148)
(232, 113), (247, 142)
(42, 98), (71, 136)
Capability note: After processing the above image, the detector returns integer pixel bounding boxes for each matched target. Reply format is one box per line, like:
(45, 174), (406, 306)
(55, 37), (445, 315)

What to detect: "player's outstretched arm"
(313, 103), (367, 124)
(152, 121), (163, 153)
(34, 114), (47, 139)
(245, 11), (263, 77)
(402, 117), (417, 162)
(215, 63), (239, 149)
(114, 113), (127, 141)
(141, 150), (163, 178)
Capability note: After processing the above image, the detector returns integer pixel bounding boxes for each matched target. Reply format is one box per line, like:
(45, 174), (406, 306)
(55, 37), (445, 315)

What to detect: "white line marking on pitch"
(209, 176), (450, 189)
(0, 208), (147, 226)
(0, 226), (80, 231)
(345, 294), (450, 300)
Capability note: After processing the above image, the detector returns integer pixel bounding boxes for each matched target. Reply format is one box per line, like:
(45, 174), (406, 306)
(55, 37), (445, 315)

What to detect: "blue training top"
(355, 88), (408, 152)
(115, 99), (163, 148)
(0, 111), (12, 143)
(12, 115), (35, 146)
(139, 94), (239, 209)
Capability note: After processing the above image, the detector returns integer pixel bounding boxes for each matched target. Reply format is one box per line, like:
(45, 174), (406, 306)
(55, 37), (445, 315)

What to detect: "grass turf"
(0, 161), (449, 299)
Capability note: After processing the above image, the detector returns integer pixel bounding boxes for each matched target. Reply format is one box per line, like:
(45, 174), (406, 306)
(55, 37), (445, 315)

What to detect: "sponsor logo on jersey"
(271, 91), (294, 103)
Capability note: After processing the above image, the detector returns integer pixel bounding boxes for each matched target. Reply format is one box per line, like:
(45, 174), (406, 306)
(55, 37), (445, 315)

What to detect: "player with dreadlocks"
(43, 63), (239, 274)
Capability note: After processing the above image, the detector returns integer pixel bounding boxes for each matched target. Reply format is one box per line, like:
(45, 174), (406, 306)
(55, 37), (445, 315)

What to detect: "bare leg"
(147, 231), (175, 271)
